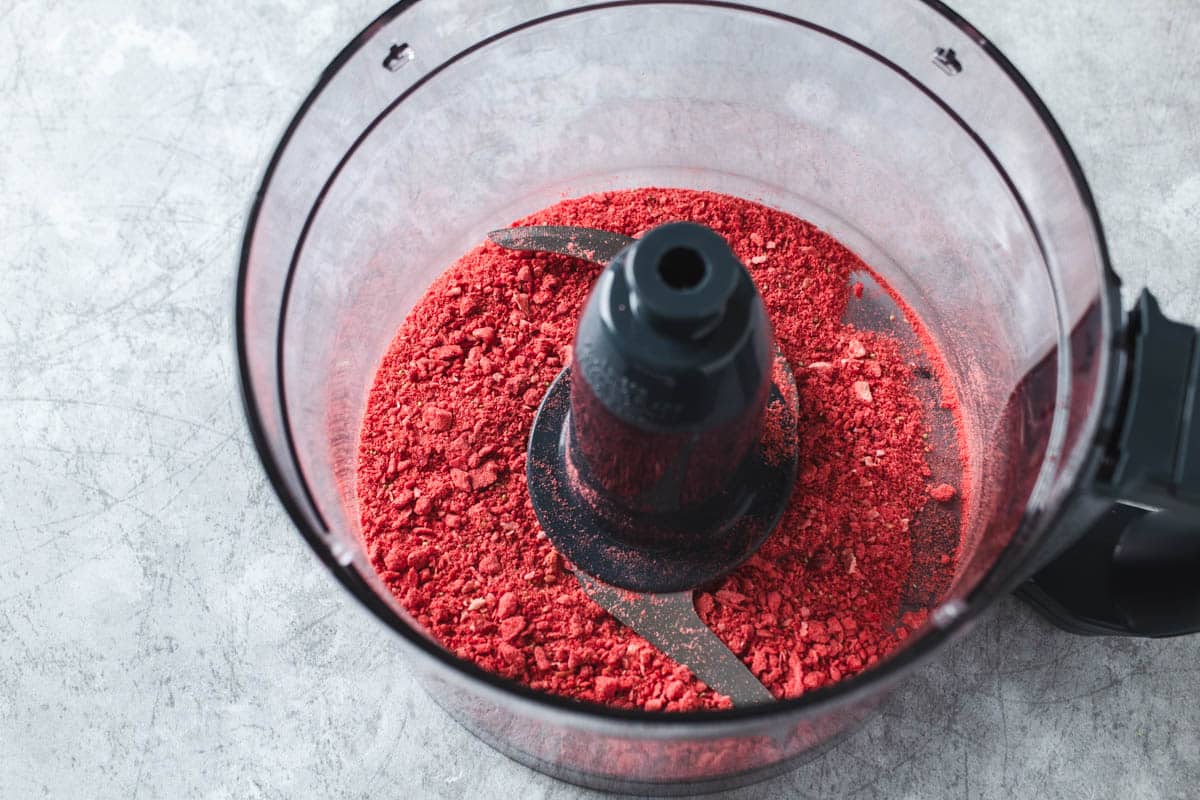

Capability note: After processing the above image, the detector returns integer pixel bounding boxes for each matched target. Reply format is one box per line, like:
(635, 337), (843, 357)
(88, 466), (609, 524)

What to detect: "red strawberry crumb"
(449, 468), (471, 492)
(930, 483), (957, 502)
(497, 591), (520, 619)
(470, 465), (499, 490)
(499, 616), (526, 641)
(407, 546), (436, 570)
(522, 388), (543, 407)
(422, 405), (453, 431)
(595, 676), (621, 701)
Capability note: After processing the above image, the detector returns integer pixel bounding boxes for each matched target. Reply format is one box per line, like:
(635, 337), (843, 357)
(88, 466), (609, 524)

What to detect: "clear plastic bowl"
(237, 0), (1118, 792)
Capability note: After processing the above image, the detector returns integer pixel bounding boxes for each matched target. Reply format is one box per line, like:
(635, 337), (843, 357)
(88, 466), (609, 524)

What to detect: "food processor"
(236, 0), (1200, 793)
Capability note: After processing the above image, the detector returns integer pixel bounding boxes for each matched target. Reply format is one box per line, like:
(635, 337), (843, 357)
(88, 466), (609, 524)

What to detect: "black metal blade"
(487, 225), (634, 266)
(576, 573), (774, 706)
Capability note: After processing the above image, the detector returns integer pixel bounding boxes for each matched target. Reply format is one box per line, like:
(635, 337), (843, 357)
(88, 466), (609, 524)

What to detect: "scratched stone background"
(1, 1), (1198, 798)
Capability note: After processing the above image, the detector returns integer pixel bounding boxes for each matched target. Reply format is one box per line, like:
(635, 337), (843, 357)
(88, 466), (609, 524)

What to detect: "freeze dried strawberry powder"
(357, 188), (963, 711)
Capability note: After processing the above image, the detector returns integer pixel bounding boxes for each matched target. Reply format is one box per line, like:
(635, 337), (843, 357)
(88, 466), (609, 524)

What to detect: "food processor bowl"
(237, 0), (1126, 792)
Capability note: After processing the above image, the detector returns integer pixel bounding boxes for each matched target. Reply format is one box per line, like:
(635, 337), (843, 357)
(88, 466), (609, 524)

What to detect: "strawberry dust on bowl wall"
(356, 188), (965, 711)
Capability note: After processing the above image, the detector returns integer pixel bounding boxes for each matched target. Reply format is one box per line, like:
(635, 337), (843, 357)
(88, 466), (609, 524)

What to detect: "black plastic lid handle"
(1025, 290), (1200, 637)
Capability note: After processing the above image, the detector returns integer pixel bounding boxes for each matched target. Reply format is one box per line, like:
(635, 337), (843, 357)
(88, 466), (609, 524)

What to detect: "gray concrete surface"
(2, 1), (1198, 797)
